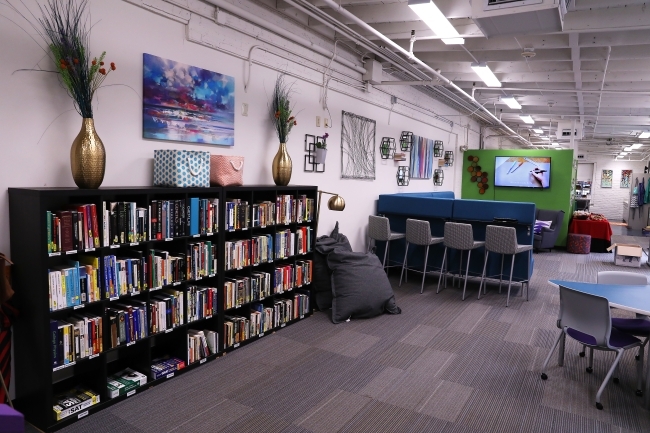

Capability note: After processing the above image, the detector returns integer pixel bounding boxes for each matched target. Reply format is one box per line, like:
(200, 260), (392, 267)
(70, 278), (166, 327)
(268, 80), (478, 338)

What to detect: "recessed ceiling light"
(470, 63), (501, 87)
(408, 0), (464, 44)
(519, 115), (534, 124)
(639, 132), (650, 139)
(554, 147), (562, 150)
(551, 143), (559, 146)
(620, 152), (629, 156)
(532, 129), (543, 134)
(624, 146), (633, 151)
(541, 137), (550, 141)
(632, 143), (644, 149)
(500, 96), (521, 110)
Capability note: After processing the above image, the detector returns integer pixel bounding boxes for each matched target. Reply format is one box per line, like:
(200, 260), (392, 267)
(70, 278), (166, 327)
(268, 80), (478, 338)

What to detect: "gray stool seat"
(368, 215), (405, 271)
(399, 219), (444, 293)
(437, 222), (485, 300)
(478, 224), (532, 307)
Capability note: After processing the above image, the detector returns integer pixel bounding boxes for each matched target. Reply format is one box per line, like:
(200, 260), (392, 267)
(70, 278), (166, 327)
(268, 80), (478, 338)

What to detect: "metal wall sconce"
(399, 131), (413, 151)
(444, 151), (454, 167)
(433, 169), (444, 186)
(434, 140), (444, 157)
(396, 166), (410, 186)
(380, 137), (396, 159)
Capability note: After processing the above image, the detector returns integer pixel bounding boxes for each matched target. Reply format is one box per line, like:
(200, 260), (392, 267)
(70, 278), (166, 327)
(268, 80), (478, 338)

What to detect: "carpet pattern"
(58, 247), (650, 433)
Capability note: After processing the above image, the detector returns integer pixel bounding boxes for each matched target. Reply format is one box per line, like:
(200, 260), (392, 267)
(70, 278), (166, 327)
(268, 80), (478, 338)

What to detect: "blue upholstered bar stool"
(368, 215), (405, 271)
(478, 225), (532, 307)
(399, 218), (444, 293)
(436, 222), (485, 300)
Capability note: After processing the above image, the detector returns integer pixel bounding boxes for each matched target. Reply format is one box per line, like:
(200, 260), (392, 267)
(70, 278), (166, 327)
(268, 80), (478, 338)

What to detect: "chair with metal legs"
(541, 284), (644, 409)
(578, 271), (650, 380)
(367, 215), (405, 271)
(478, 225), (533, 307)
(399, 219), (444, 293)
(436, 222), (485, 300)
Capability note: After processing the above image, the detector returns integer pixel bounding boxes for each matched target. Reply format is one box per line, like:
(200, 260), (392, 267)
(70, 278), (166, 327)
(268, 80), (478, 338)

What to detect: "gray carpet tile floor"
(55, 242), (650, 433)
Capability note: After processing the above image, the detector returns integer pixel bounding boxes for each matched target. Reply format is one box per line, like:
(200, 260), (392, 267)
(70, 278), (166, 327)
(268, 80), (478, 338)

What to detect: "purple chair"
(0, 404), (24, 433)
(541, 284), (644, 410)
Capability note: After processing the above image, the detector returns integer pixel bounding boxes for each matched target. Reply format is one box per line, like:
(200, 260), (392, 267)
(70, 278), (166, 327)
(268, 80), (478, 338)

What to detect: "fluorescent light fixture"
(540, 137), (550, 141)
(620, 152), (629, 156)
(408, 0), (464, 43)
(639, 132), (650, 139)
(532, 129), (543, 134)
(554, 147), (563, 150)
(441, 37), (465, 45)
(624, 146), (633, 151)
(632, 143), (644, 149)
(551, 142), (559, 146)
(616, 155), (623, 158)
(519, 114), (534, 124)
(470, 63), (501, 87)
(500, 96), (521, 110)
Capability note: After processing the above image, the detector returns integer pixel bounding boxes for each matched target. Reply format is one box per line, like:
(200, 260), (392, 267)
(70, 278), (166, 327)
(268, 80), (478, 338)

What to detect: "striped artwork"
(409, 135), (434, 179)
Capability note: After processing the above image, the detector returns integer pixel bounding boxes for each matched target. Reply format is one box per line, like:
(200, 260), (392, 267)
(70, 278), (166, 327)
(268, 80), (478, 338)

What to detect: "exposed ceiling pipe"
(379, 80), (437, 85)
(500, 113), (650, 118)
(471, 86), (650, 98)
(204, 0), (366, 75)
(592, 46), (612, 137)
(296, 0), (531, 146)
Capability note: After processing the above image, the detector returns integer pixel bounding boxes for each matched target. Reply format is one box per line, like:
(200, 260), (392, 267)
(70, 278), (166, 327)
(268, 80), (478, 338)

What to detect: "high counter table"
(549, 279), (650, 407)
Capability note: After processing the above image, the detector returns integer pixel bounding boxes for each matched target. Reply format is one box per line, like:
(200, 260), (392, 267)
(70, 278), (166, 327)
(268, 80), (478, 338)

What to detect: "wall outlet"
(324, 118), (330, 128)
(241, 103), (248, 116)
(316, 116), (320, 127)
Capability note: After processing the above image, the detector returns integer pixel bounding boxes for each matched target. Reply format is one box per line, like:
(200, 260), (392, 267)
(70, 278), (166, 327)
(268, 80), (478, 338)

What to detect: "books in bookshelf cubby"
(102, 202), (149, 246)
(151, 357), (185, 380)
(224, 239), (250, 270)
(49, 259), (98, 311)
(275, 227), (313, 260)
(224, 315), (249, 348)
(47, 204), (100, 254)
(293, 292), (310, 318)
(187, 329), (215, 364)
(52, 387), (100, 421)
(295, 260), (313, 287)
(251, 201), (276, 227)
(151, 288), (184, 331)
(186, 241), (217, 280)
(251, 234), (273, 265)
(107, 368), (147, 399)
(148, 250), (186, 289)
(250, 303), (274, 335)
(51, 314), (103, 369)
(225, 199), (249, 231)
(274, 195), (315, 225)
(107, 301), (148, 348)
(224, 272), (272, 310)
(274, 298), (295, 326)
(186, 286), (217, 323)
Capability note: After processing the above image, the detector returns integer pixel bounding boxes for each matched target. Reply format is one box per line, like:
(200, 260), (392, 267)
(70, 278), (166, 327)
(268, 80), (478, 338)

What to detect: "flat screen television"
(494, 156), (551, 188)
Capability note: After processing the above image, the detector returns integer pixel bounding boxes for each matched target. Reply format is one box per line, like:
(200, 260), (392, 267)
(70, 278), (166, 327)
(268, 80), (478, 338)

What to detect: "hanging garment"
(631, 178), (639, 219)
(645, 177), (650, 204)
(640, 177), (646, 205)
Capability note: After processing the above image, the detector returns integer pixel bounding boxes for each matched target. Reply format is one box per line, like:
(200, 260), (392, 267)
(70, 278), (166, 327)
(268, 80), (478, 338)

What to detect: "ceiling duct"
(471, 0), (568, 38)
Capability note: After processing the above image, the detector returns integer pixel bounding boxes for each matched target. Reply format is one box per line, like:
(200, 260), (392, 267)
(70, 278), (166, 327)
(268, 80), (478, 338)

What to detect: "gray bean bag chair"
(313, 222), (352, 310)
(327, 248), (401, 324)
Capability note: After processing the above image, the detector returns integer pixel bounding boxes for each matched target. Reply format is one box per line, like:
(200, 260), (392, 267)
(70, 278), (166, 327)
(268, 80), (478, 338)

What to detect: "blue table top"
(549, 279), (650, 316)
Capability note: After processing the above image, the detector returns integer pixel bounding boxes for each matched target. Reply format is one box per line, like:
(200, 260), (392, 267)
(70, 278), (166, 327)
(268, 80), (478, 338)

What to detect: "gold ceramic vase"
(272, 142), (292, 186)
(71, 118), (106, 189)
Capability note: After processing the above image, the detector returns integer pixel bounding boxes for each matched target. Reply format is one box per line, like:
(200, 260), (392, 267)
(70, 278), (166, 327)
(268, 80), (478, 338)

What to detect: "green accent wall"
(461, 149), (574, 246)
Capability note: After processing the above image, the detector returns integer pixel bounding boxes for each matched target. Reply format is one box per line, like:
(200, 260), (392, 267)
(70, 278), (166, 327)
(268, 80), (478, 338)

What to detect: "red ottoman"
(567, 233), (591, 254)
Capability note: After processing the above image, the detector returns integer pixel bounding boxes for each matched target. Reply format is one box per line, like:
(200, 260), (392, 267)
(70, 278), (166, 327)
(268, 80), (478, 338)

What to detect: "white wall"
(583, 155), (647, 221)
(0, 0), (480, 254)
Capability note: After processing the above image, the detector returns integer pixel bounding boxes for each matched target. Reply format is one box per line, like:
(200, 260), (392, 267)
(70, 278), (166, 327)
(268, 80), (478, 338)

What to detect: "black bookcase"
(8, 185), (317, 432)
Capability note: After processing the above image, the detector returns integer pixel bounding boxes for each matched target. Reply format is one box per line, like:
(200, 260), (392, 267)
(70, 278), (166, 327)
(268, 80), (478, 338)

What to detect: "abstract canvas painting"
(621, 170), (632, 188)
(409, 135), (434, 179)
(341, 111), (375, 179)
(143, 53), (235, 145)
(601, 169), (613, 188)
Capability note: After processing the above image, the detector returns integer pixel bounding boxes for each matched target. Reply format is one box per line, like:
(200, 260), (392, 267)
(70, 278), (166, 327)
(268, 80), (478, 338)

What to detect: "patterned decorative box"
(153, 150), (210, 188)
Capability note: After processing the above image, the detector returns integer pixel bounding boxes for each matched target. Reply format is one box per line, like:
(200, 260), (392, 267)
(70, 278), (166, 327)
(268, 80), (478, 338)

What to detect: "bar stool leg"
(437, 247), (448, 294)
(399, 241), (409, 287)
(499, 254), (504, 294)
(462, 250), (472, 301)
(478, 250), (489, 300)
(382, 240), (390, 271)
(421, 245), (430, 294)
(506, 254), (515, 307)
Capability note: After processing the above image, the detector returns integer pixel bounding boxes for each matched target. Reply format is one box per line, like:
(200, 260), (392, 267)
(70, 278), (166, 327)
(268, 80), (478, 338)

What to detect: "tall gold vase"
(71, 118), (106, 189)
(272, 142), (292, 186)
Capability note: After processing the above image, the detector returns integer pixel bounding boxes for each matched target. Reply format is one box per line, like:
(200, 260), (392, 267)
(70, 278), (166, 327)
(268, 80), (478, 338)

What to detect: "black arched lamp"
(316, 190), (346, 236)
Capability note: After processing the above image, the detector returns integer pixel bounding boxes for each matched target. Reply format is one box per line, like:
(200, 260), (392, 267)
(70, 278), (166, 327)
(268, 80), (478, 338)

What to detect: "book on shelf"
(187, 329), (211, 364)
(185, 286), (217, 323)
(51, 313), (103, 369)
(295, 260), (313, 286)
(186, 241), (217, 279)
(47, 204), (100, 253)
(251, 234), (273, 265)
(224, 239), (251, 270)
(107, 368), (147, 399)
(52, 387), (100, 421)
(107, 301), (148, 348)
(151, 357), (185, 380)
(251, 303), (274, 335)
(225, 199), (249, 231)
(224, 315), (250, 348)
(251, 201), (276, 227)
